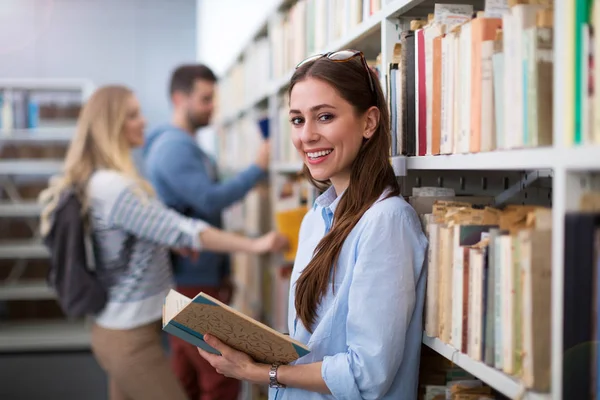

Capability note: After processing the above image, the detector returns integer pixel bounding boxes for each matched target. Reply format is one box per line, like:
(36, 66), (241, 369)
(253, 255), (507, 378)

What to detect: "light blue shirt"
(270, 186), (428, 400)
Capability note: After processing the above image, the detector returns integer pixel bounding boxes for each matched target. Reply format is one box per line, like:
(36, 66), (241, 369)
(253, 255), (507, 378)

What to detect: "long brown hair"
(291, 55), (400, 331)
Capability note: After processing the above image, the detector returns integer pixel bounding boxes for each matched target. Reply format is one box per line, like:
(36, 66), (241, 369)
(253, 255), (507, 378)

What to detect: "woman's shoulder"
(88, 169), (134, 200)
(365, 192), (417, 220)
(360, 193), (427, 245)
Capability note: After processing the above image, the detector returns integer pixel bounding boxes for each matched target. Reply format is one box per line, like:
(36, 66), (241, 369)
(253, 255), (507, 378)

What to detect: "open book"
(162, 289), (310, 365)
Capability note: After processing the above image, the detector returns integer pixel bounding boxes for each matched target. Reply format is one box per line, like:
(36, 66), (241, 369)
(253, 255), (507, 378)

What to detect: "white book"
(501, 235), (514, 374)
(502, 12), (515, 149)
(468, 248), (484, 360)
(440, 33), (452, 154)
(457, 22), (472, 154)
(425, 222), (441, 337)
(314, 0), (327, 52)
(484, 0), (510, 18)
(452, 30), (461, 154)
(493, 234), (504, 369)
(451, 226), (465, 350)
(504, 4), (545, 149)
(425, 24), (445, 155)
(481, 40), (496, 151)
(467, 248), (476, 358)
(492, 51), (505, 149)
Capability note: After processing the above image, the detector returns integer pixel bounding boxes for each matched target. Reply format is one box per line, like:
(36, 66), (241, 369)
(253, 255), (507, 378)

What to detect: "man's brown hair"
(169, 64), (217, 95)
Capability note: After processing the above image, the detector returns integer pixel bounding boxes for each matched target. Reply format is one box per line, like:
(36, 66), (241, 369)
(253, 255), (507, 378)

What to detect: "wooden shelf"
(406, 147), (600, 171)
(0, 320), (91, 352)
(0, 281), (55, 301)
(0, 160), (63, 176)
(423, 334), (551, 400)
(0, 202), (42, 218)
(0, 240), (49, 259)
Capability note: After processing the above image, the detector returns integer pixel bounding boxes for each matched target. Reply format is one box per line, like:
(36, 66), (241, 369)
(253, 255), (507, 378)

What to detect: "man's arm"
(153, 139), (266, 215)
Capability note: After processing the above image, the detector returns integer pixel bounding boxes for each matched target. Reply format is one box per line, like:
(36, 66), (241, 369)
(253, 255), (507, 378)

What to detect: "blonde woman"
(39, 85), (287, 400)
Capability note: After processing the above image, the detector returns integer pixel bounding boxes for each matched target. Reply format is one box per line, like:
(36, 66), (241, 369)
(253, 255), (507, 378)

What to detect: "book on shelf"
(162, 289), (310, 365)
(419, 199), (553, 392)
(382, 1), (565, 157)
(270, 0), (382, 82)
(0, 87), (82, 132)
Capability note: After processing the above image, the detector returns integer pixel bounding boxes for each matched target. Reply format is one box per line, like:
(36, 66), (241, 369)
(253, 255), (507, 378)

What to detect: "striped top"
(87, 169), (209, 330)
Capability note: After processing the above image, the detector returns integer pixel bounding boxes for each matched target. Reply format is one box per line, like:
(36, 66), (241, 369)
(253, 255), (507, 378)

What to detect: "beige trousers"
(91, 321), (188, 400)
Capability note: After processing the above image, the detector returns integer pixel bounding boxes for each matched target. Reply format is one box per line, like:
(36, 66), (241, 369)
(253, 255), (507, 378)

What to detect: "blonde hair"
(40, 85), (153, 235)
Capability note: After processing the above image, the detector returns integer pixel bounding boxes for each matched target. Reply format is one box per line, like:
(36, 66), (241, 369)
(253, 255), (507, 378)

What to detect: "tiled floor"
(0, 351), (107, 400)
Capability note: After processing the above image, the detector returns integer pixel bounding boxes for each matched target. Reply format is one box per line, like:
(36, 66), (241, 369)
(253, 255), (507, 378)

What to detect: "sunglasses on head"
(295, 49), (376, 95)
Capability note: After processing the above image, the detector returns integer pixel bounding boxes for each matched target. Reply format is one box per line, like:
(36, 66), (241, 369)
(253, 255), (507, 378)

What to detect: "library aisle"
(214, 0), (600, 399)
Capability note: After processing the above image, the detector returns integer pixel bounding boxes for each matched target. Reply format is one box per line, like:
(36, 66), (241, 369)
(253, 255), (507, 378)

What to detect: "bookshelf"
(214, 0), (599, 399)
(422, 335), (549, 400)
(0, 78), (94, 352)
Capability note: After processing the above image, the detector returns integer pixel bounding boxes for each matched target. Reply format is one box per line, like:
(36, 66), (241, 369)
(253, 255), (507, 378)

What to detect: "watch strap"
(269, 363), (285, 388)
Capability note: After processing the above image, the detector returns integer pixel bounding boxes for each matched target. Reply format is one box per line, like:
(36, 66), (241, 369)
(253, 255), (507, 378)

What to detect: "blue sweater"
(143, 125), (265, 287)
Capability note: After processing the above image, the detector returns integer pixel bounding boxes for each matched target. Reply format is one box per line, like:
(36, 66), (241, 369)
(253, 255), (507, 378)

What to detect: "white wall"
(196, 0), (280, 77)
(0, 0), (197, 129)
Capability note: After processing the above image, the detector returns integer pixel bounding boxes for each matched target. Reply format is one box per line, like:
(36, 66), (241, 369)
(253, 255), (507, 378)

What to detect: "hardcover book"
(163, 289), (310, 365)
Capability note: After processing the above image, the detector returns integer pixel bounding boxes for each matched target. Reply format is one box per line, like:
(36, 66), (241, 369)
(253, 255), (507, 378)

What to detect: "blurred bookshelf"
(0, 78), (94, 353)
(214, 0), (600, 399)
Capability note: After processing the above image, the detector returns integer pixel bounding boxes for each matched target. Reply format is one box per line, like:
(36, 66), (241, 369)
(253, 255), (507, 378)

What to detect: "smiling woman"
(197, 49), (429, 400)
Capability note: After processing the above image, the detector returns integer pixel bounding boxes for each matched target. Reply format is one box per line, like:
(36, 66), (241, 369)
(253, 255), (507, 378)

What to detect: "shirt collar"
(313, 186), (344, 214)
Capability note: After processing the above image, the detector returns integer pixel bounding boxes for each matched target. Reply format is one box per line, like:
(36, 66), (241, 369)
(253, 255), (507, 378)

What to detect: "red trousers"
(169, 285), (241, 400)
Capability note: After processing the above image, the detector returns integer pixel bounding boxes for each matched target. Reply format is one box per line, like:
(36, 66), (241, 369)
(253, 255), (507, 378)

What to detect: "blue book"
(258, 117), (270, 139)
(162, 289), (310, 364)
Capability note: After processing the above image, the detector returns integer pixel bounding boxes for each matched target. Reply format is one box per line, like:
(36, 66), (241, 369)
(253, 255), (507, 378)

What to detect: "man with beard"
(143, 64), (269, 400)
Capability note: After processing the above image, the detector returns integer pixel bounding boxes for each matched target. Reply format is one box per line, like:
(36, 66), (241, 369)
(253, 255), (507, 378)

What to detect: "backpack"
(42, 186), (133, 318)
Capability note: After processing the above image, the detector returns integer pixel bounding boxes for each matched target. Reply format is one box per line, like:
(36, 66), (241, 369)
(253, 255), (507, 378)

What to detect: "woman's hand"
(172, 247), (200, 261)
(197, 334), (269, 384)
(252, 231), (289, 254)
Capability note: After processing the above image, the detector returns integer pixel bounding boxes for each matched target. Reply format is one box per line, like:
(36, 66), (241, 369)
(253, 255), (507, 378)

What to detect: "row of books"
(414, 191), (552, 392)
(386, 1), (556, 157)
(0, 141), (66, 159)
(216, 112), (268, 174)
(0, 89), (81, 132)
(275, 96), (303, 165)
(417, 188), (600, 397)
(270, 0), (383, 80)
(216, 0), (385, 115)
(217, 36), (271, 120)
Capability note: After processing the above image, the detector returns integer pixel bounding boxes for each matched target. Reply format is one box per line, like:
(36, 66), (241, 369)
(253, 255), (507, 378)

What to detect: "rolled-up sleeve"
(100, 175), (210, 250)
(321, 209), (421, 400)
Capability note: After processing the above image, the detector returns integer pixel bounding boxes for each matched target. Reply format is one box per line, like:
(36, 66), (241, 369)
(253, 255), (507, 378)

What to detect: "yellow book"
(275, 206), (308, 262)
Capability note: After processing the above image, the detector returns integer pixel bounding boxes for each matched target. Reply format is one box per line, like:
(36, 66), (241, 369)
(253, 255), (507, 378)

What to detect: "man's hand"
(255, 140), (270, 171)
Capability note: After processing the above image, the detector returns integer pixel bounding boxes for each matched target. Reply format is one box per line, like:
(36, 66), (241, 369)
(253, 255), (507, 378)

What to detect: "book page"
(164, 289), (192, 324)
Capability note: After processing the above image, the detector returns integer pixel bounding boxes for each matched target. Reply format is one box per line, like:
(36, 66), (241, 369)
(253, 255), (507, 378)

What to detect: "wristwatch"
(269, 363), (285, 388)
